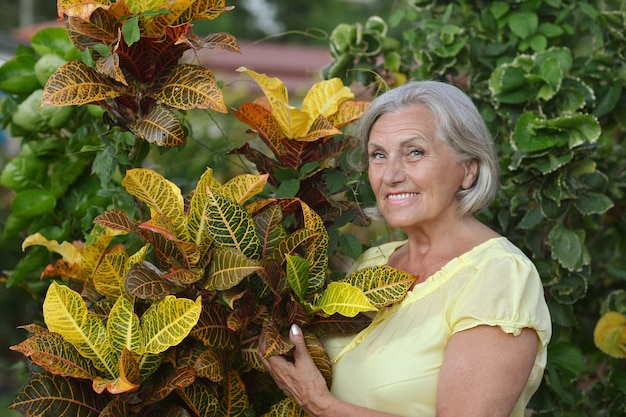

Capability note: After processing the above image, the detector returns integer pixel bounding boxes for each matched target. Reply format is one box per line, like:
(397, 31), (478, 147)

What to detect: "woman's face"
(367, 105), (478, 231)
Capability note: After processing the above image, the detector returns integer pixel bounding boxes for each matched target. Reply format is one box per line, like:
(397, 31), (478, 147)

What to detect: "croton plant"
(5, 1), (415, 416)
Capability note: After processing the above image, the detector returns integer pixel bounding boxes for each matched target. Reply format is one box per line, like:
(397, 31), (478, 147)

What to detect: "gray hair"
(356, 80), (499, 216)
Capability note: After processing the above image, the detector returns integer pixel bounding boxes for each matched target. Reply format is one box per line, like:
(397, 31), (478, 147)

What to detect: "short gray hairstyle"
(356, 80), (499, 216)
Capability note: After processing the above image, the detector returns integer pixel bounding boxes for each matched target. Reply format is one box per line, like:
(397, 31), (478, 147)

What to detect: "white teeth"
(387, 193), (417, 200)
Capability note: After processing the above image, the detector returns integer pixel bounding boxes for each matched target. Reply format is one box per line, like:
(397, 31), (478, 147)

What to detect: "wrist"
(301, 391), (337, 417)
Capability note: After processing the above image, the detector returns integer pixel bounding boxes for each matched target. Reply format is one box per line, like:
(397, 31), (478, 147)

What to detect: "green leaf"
(122, 16), (141, 47)
(141, 295), (202, 354)
(547, 224), (584, 271)
(338, 233), (363, 260)
(513, 113), (560, 152)
(574, 190), (614, 215)
(285, 254), (311, 301)
(30, 27), (75, 57)
(547, 341), (584, 379)
(11, 189), (56, 218)
(508, 11), (538, 39)
(516, 206), (543, 229)
(0, 54), (40, 95)
(276, 178), (300, 198)
(0, 156), (48, 191)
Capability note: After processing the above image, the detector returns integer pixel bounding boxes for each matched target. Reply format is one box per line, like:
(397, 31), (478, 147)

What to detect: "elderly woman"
(261, 81), (552, 417)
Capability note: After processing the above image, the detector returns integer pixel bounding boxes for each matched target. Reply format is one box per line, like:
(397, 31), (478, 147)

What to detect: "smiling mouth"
(386, 192), (418, 200)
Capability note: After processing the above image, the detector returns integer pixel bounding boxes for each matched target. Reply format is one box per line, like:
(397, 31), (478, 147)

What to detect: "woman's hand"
(259, 324), (335, 416)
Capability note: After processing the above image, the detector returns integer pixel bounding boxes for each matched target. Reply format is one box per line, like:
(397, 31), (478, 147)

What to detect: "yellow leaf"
(93, 246), (128, 299)
(22, 232), (81, 265)
(237, 67), (306, 138)
(220, 173), (269, 205)
(594, 311), (626, 358)
(141, 295), (202, 354)
(302, 78), (354, 122)
(108, 297), (143, 355)
(122, 168), (189, 241)
(314, 282), (377, 317)
(43, 282), (117, 377)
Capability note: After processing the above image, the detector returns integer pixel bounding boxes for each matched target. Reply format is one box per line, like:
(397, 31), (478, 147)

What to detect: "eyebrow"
(368, 136), (427, 149)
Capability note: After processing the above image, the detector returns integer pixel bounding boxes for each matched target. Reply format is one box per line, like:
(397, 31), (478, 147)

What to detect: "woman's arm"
(261, 323), (538, 417)
(260, 324), (400, 417)
(436, 325), (538, 416)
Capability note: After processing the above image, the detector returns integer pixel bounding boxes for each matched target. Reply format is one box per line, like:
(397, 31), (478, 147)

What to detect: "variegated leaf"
(285, 254), (310, 301)
(107, 297), (143, 355)
(42, 60), (123, 106)
(312, 282), (376, 317)
(301, 77), (354, 121)
(138, 213), (179, 241)
(191, 303), (236, 350)
(327, 100), (370, 129)
(260, 320), (293, 360)
(252, 203), (286, 257)
(193, 348), (227, 382)
(220, 173), (268, 205)
(139, 353), (163, 380)
(303, 331), (332, 388)
(298, 114), (342, 142)
(150, 64), (226, 112)
(141, 295), (202, 354)
(125, 0), (169, 14)
(43, 282), (117, 377)
(80, 232), (117, 281)
(142, 366), (197, 405)
(204, 188), (262, 258)
(10, 331), (98, 379)
(93, 348), (141, 394)
(96, 53), (128, 86)
(188, 167), (222, 248)
(300, 202), (329, 294)
(178, 380), (220, 417)
(306, 313), (372, 335)
(129, 104), (186, 147)
(218, 369), (251, 417)
(93, 246), (128, 299)
(239, 340), (265, 371)
(261, 397), (307, 417)
(256, 258), (287, 295)
(205, 247), (262, 291)
(9, 373), (109, 417)
(237, 67), (308, 138)
(125, 262), (185, 300)
(57, 0), (110, 20)
(163, 266), (205, 285)
(231, 103), (284, 156)
(227, 304), (268, 334)
(271, 228), (319, 261)
(343, 265), (414, 308)
(122, 168), (188, 241)
(94, 209), (137, 233)
(144, 0), (234, 37)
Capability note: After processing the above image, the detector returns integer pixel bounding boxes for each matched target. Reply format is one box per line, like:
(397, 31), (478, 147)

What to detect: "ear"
(461, 159), (479, 190)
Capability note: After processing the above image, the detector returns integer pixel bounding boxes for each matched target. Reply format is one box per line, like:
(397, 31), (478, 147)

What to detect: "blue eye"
(370, 151), (385, 159)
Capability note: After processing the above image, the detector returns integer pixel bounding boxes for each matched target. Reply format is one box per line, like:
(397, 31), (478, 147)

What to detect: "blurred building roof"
(9, 21), (333, 94)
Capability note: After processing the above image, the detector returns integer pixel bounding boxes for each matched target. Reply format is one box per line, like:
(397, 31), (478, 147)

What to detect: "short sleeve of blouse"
(447, 250), (551, 350)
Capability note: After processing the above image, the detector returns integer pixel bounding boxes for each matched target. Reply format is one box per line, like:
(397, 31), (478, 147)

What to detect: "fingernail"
(290, 324), (301, 336)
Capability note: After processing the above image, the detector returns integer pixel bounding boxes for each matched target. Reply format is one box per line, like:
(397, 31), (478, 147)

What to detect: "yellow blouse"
(322, 237), (552, 417)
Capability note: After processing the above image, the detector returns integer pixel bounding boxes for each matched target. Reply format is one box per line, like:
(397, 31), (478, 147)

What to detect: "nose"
(382, 158), (406, 185)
